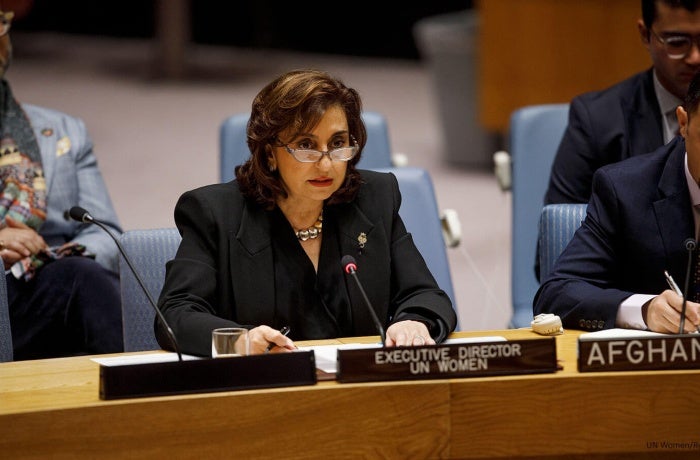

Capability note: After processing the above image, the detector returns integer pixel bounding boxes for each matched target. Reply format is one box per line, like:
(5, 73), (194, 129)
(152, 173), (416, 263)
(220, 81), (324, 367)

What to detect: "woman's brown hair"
(235, 69), (367, 209)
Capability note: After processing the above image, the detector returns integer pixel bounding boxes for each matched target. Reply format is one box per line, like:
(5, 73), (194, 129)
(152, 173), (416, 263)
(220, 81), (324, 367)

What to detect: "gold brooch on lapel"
(357, 232), (367, 250)
(56, 136), (71, 157)
(41, 128), (53, 137)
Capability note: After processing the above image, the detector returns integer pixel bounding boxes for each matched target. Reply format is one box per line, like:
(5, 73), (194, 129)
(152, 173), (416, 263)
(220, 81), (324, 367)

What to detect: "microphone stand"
(72, 209), (182, 361)
(681, 238), (697, 334)
(347, 269), (386, 345)
(341, 256), (386, 345)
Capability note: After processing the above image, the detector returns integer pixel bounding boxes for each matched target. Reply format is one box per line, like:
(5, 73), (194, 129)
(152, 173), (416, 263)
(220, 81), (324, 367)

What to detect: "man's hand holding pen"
(646, 290), (698, 333)
(648, 271), (700, 334)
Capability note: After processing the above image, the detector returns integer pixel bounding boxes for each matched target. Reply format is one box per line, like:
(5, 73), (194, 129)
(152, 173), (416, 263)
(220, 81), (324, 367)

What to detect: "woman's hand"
(385, 320), (434, 347)
(247, 325), (295, 354)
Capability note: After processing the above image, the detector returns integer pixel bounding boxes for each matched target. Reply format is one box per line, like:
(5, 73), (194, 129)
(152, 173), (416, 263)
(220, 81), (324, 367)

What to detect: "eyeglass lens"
(656, 31), (700, 59)
(291, 147), (356, 162)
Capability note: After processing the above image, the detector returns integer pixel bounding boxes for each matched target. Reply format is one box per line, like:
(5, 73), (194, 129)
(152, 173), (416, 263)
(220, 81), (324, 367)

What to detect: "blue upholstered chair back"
(509, 103), (569, 328)
(537, 203), (587, 280)
(0, 270), (12, 362)
(376, 166), (459, 329)
(119, 228), (181, 351)
(219, 111), (394, 182)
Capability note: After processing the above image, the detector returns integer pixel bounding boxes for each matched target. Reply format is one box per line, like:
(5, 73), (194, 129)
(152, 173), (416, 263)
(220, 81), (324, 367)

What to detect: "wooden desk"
(1, 330), (698, 459)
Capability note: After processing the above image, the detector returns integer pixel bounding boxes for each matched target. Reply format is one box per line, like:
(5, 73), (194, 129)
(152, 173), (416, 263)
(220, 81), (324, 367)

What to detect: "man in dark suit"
(545, 0), (700, 205)
(533, 71), (700, 334)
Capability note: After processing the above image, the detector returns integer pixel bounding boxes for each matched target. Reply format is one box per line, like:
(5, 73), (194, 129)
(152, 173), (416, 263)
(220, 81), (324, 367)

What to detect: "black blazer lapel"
(336, 203), (374, 261)
(654, 139), (694, 272)
(335, 202), (392, 333)
(230, 203), (276, 325)
(624, 69), (664, 159)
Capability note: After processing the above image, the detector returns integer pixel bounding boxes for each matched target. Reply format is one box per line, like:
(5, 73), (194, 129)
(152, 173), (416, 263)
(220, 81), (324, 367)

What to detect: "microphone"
(67, 206), (182, 361)
(341, 255), (386, 345)
(680, 238), (697, 334)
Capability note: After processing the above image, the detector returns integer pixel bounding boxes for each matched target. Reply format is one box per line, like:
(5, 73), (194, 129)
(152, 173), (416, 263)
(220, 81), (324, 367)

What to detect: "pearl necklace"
(295, 212), (323, 241)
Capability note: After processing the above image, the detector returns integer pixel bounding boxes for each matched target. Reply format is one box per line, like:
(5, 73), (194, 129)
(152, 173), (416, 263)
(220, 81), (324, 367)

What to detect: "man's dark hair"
(642, 0), (700, 29)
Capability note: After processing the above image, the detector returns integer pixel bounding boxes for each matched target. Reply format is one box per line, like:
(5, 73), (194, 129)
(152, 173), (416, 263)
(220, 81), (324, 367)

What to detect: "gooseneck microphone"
(341, 255), (386, 345)
(680, 238), (697, 334)
(67, 206), (182, 361)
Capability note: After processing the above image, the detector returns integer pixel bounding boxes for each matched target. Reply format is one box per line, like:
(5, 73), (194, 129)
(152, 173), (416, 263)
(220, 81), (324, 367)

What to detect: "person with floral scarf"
(0, 9), (123, 360)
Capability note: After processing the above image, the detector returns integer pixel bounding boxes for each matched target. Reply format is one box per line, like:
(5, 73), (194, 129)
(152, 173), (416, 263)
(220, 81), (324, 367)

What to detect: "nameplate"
(336, 338), (557, 383)
(578, 334), (700, 372)
(100, 351), (317, 400)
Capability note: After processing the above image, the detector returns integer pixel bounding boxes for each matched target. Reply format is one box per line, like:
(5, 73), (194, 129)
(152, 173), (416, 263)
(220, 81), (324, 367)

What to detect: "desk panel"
(1, 360), (450, 459)
(2, 330), (699, 459)
(449, 372), (700, 459)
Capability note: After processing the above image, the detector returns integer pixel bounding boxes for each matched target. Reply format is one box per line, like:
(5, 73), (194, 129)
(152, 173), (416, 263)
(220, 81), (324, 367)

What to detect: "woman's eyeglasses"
(277, 136), (359, 163)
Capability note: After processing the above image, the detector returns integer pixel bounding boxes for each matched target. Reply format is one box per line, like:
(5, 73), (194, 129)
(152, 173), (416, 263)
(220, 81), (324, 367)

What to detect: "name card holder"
(578, 334), (700, 372)
(100, 351), (317, 400)
(336, 337), (557, 383)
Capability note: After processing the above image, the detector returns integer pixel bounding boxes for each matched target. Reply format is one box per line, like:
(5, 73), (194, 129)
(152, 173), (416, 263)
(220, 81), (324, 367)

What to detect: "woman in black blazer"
(157, 69), (457, 356)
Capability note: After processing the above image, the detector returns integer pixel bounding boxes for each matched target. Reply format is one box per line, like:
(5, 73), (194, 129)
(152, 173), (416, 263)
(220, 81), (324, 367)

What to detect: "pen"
(664, 271), (700, 333)
(664, 270), (682, 296)
(266, 326), (290, 353)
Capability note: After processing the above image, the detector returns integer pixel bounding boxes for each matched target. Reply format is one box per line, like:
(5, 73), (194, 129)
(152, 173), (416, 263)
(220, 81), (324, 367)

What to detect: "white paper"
(92, 353), (202, 366)
(444, 336), (507, 345)
(578, 328), (666, 341)
(298, 343), (380, 373)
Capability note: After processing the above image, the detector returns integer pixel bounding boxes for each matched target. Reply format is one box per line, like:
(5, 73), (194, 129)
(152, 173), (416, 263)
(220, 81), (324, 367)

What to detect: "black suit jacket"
(157, 170), (456, 356)
(534, 137), (693, 331)
(545, 68), (665, 205)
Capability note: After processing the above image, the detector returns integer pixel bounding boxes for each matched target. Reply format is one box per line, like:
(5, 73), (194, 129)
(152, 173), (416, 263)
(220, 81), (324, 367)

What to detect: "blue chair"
(377, 166), (459, 329)
(119, 228), (181, 352)
(0, 269), (12, 362)
(497, 103), (570, 328)
(219, 111), (395, 182)
(537, 203), (587, 280)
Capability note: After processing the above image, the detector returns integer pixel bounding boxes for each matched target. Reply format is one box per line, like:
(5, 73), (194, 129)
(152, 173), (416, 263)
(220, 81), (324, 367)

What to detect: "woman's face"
(272, 105), (350, 206)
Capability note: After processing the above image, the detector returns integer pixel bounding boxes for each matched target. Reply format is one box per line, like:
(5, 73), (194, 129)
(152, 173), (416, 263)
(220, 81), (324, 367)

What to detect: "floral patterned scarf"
(0, 79), (90, 281)
(0, 78), (46, 230)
